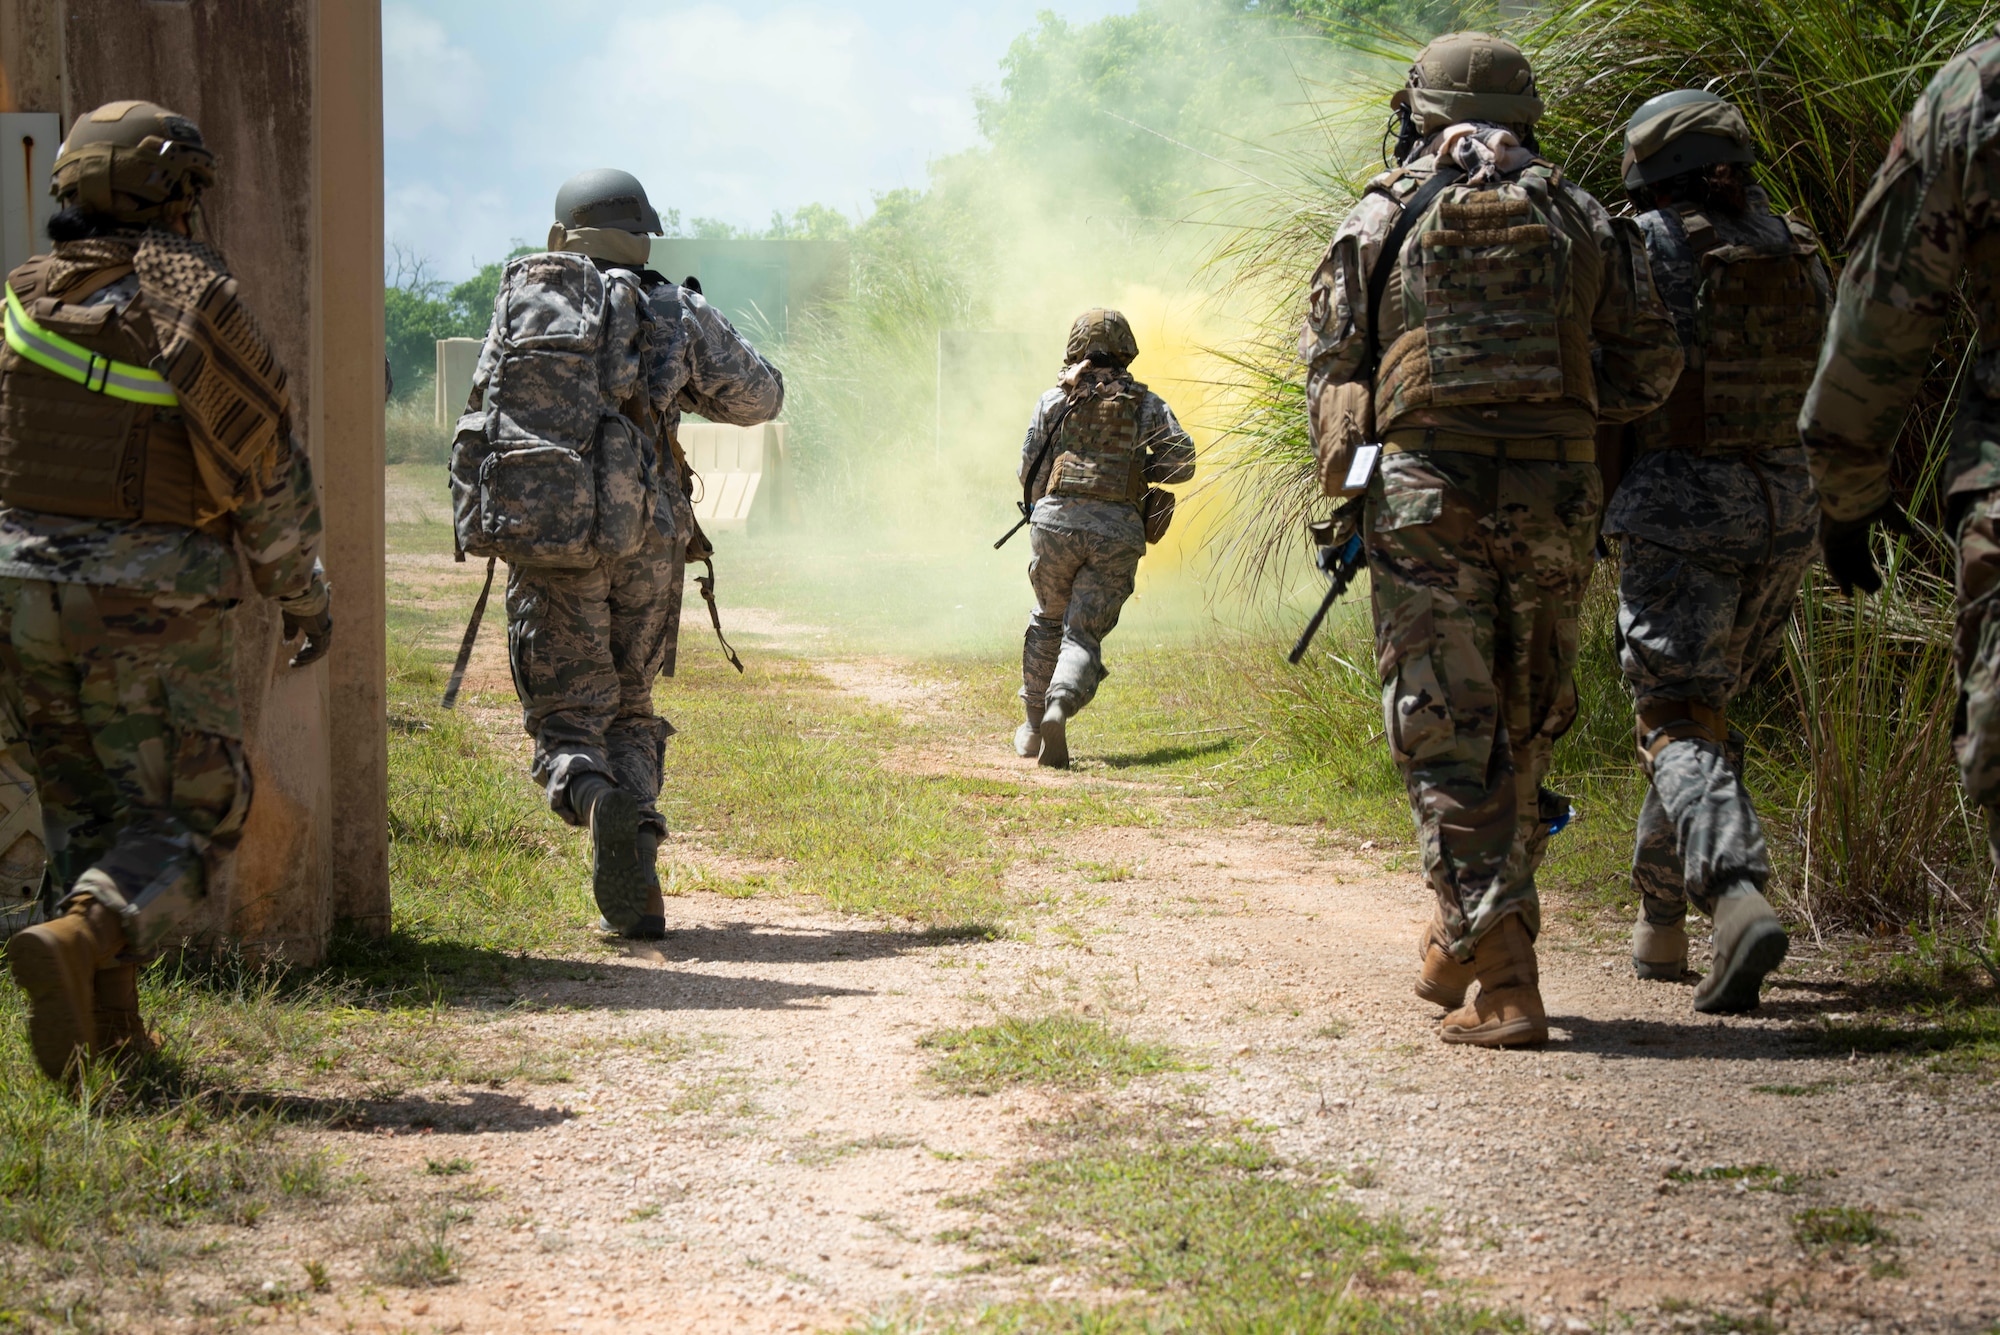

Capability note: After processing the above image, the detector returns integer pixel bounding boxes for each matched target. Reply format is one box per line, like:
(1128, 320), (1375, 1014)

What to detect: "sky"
(383, 0), (1134, 283)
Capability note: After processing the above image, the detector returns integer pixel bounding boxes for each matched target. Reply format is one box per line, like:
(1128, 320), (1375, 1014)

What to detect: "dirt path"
(270, 651), (1997, 1335)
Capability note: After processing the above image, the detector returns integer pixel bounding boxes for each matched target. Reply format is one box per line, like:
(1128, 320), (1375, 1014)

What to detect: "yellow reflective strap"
(2, 283), (178, 407)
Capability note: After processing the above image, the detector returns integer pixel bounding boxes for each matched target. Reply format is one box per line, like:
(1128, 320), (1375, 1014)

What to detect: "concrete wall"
(0, 1), (388, 962)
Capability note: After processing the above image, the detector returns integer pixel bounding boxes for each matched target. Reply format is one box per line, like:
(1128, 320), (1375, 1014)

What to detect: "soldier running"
(1013, 309), (1194, 768)
(1301, 34), (1681, 1046)
(1800, 29), (2000, 875)
(1607, 91), (1830, 1010)
(467, 170), (780, 940)
(0, 101), (331, 1080)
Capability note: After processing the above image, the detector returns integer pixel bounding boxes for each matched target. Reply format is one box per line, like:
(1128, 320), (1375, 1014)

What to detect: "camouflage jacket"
(1301, 142), (1681, 446)
(0, 253), (323, 606)
(1607, 189), (1826, 563)
(1019, 378), (1194, 543)
(1800, 27), (2000, 522)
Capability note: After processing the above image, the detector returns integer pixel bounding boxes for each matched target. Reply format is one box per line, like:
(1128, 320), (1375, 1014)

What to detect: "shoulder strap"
(1363, 165), (1463, 377)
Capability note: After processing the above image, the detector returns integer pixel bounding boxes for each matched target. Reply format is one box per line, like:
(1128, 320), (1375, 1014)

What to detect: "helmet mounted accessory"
(49, 100), (216, 228)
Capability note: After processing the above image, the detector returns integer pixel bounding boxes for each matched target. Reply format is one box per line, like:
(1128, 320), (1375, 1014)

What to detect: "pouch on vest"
(1141, 486), (1175, 544)
(1637, 213), (1825, 456)
(1375, 169), (1597, 429)
(1048, 378), (1144, 503)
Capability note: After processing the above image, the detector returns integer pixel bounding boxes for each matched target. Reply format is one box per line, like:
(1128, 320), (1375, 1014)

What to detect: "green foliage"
(383, 244), (535, 401)
(1791, 1205), (1893, 1250)
(885, 1104), (1503, 1333)
(920, 1014), (1184, 1094)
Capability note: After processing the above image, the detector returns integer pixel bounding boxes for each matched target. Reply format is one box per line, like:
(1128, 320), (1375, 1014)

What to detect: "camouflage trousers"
(506, 531), (676, 834)
(1366, 451), (1601, 958)
(1951, 487), (2000, 863)
(1618, 533), (1811, 921)
(1022, 522), (1144, 715)
(0, 578), (248, 954)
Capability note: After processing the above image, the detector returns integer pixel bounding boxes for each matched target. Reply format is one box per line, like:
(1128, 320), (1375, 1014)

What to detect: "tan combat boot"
(1632, 906), (1690, 981)
(1439, 914), (1547, 1048)
(1014, 700), (1043, 759)
(1414, 914), (1475, 1008)
(92, 962), (156, 1066)
(1039, 697), (1073, 770)
(7, 895), (125, 1080)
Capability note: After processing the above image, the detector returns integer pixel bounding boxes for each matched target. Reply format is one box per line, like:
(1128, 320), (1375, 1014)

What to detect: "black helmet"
(552, 167), (663, 235)
(1623, 90), (1756, 189)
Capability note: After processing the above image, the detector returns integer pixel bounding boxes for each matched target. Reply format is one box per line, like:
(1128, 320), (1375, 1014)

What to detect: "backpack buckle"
(83, 352), (111, 393)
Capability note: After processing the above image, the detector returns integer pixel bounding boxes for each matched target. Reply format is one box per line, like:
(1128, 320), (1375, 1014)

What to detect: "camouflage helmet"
(553, 167), (663, 235)
(51, 100), (216, 222)
(1064, 308), (1139, 367)
(1390, 31), (1544, 134)
(1622, 89), (1756, 189)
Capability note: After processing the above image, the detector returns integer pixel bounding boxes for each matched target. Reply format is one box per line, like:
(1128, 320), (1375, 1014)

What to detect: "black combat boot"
(624, 828), (668, 940)
(569, 773), (649, 934)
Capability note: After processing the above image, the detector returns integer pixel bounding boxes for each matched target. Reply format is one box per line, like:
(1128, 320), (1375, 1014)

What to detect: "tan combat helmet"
(50, 100), (216, 223)
(1390, 31), (1544, 134)
(1064, 308), (1139, 368)
(1622, 89), (1756, 189)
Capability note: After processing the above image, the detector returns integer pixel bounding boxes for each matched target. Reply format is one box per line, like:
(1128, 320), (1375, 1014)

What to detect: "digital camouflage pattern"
(1302, 146), (1680, 446)
(490, 266), (782, 823)
(1368, 451), (1601, 956)
(1307, 138), (1678, 958)
(1797, 28), (2000, 853)
(1022, 523), (1145, 715)
(1613, 188), (1825, 921)
(506, 531), (678, 835)
(0, 580), (247, 952)
(1800, 28), (2000, 522)
(1017, 374), (1193, 716)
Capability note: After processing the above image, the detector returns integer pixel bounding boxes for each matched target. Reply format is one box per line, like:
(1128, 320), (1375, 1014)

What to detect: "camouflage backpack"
(1047, 370), (1146, 505)
(1636, 203), (1826, 455)
(449, 251), (656, 568)
(1373, 163), (1599, 429)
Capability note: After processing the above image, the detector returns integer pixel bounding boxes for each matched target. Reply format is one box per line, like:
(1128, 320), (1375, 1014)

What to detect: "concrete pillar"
(1, 1), (388, 962)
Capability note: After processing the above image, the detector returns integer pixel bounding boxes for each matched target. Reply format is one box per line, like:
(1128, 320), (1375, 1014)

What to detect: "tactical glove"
(283, 605), (333, 669)
(1821, 500), (1913, 597)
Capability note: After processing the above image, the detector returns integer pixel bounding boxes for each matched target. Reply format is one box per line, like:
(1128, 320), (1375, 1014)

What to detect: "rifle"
(1287, 506), (1367, 665)
(993, 376), (1085, 550)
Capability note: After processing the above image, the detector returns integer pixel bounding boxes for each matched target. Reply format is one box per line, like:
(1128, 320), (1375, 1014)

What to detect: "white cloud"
(382, 5), (487, 139)
(382, 0), (1138, 279)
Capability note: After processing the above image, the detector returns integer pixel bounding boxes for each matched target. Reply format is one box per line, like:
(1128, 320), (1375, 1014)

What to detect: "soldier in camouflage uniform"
(1015, 309), (1194, 768)
(1302, 34), (1681, 1046)
(489, 170), (780, 939)
(1609, 92), (1829, 1012)
(1801, 28), (2000, 869)
(0, 101), (330, 1081)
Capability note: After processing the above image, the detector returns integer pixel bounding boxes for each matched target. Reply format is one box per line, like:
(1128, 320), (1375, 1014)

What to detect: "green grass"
(1791, 1206), (1894, 1251)
(921, 1014), (1185, 1095)
(1664, 1163), (1807, 1194)
(371, 1208), (463, 1287)
(871, 1101), (1507, 1333)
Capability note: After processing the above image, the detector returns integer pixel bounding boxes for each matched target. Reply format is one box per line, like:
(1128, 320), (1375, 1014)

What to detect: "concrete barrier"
(680, 421), (797, 533)
(435, 337), (482, 428)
